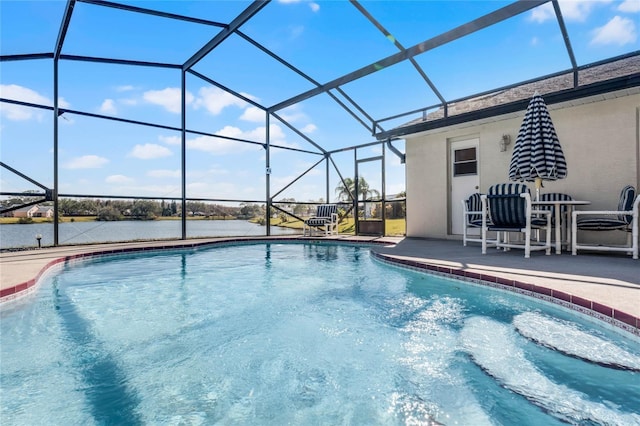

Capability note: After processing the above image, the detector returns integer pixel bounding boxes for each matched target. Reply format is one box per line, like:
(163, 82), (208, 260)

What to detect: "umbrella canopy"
(508, 92), (567, 193)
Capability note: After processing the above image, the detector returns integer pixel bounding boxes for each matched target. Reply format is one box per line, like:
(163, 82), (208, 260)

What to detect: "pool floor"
(1, 242), (639, 425)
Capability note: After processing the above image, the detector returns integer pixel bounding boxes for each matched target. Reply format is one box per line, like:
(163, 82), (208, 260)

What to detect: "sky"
(1, 0), (638, 206)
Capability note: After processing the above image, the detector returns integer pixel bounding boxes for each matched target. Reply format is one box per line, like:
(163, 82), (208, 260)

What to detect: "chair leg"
(545, 223), (552, 255)
(481, 226), (487, 254)
(628, 230), (638, 260)
(571, 212), (578, 255)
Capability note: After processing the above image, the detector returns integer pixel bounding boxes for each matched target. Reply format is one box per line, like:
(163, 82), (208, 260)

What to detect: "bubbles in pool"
(514, 311), (640, 371)
(460, 316), (640, 425)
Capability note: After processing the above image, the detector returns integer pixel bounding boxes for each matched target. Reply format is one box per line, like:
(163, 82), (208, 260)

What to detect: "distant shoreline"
(0, 216), (245, 225)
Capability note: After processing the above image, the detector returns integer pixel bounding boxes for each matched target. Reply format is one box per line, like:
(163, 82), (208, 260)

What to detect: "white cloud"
(64, 155), (109, 169)
(559, 0), (610, 22)
(0, 84), (66, 121)
(240, 106), (266, 122)
(184, 124), (290, 154)
(253, 124), (288, 144)
(0, 103), (36, 121)
(161, 124), (295, 154)
(590, 15), (637, 45)
(277, 0), (319, 12)
(108, 184), (181, 197)
(100, 99), (117, 115)
(116, 85), (135, 92)
(530, 0), (612, 23)
(193, 86), (247, 115)
(159, 135), (181, 145)
(143, 87), (194, 113)
(186, 132), (253, 155)
(275, 105), (316, 138)
(106, 174), (134, 184)
(129, 143), (173, 159)
(58, 98), (71, 108)
(206, 165), (229, 175)
(147, 169), (181, 178)
(278, 105), (307, 123)
(1, 84), (50, 105)
(301, 124), (317, 134)
(529, 3), (555, 23)
(618, 0), (640, 13)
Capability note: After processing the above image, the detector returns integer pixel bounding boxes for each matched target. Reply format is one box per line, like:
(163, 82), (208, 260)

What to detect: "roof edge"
(376, 72), (640, 141)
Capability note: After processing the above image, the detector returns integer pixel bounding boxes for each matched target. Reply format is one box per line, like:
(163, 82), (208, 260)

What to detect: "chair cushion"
(531, 217), (550, 228)
(465, 193), (483, 223)
(316, 204), (337, 218)
(305, 204), (338, 226)
(617, 185), (636, 224)
(576, 217), (628, 231)
(306, 218), (331, 226)
(539, 193), (573, 202)
(468, 218), (484, 227)
(487, 183), (529, 228)
(538, 192), (572, 224)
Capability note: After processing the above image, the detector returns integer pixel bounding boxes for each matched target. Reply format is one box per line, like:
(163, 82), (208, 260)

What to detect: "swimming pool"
(1, 242), (639, 425)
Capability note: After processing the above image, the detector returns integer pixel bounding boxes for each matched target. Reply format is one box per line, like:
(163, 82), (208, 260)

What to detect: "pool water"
(1, 243), (639, 425)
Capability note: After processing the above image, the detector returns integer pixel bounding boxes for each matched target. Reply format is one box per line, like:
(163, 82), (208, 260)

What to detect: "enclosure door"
(450, 138), (480, 235)
(355, 153), (384, 236)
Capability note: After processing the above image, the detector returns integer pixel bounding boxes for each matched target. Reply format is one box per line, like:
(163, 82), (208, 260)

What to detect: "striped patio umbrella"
(508, 92), (567, 199)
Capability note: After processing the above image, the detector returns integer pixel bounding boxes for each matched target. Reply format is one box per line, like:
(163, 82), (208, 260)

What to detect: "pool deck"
(1, 235), (639, 335)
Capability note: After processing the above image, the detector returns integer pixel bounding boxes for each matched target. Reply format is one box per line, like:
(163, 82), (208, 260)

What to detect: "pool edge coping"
(2, 237), (638, 339)
(369, 250), (640, 339)
(0, 236), (393, 303)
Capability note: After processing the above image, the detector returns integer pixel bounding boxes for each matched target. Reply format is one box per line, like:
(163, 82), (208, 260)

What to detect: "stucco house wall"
(11, 206), (39, 218)
(405, 91), (639, 245)
(33, 207), (54, 218)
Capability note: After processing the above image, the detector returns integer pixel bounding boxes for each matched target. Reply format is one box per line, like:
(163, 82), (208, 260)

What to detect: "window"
(453, 147), (477, 176)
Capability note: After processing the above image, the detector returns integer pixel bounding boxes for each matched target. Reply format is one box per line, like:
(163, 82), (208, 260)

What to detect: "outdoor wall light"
(500, 134), (511, 152)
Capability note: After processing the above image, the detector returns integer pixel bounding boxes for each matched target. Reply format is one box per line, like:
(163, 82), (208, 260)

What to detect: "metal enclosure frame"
(1, 0), (637, 245)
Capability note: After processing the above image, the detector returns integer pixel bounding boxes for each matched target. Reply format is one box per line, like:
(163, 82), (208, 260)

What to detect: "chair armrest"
(480, 195), (488, 227)
(573, 210), (631, 216)
(531, 209), (551, 216)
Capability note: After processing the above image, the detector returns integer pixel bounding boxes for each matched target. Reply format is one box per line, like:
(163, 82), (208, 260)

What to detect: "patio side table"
(532, 200), (591, 254)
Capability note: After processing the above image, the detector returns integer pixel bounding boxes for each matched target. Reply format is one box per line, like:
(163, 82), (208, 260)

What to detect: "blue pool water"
(1, 243), (639, 425)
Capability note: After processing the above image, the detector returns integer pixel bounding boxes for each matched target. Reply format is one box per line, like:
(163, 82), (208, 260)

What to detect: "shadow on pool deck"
(1, 235), (638, 333)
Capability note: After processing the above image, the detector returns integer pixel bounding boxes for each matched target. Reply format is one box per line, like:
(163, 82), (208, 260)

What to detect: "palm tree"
(336, 177), (380, 202)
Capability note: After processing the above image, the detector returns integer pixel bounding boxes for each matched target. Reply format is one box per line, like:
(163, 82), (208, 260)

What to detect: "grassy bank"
(1, 215), (405, 236)
(0, 216), (236, 225)
(270, 217), (405, 236)
(0, 216), (97, 224)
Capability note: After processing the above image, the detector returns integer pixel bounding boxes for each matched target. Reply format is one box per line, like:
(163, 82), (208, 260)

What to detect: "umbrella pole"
(535, 177), (542, 201)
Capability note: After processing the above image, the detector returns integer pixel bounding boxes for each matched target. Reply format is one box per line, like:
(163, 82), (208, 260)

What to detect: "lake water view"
(0, 220), (299, 250)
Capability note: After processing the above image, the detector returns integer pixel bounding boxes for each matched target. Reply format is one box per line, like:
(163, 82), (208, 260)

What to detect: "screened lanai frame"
(1, 0), (637, 246)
